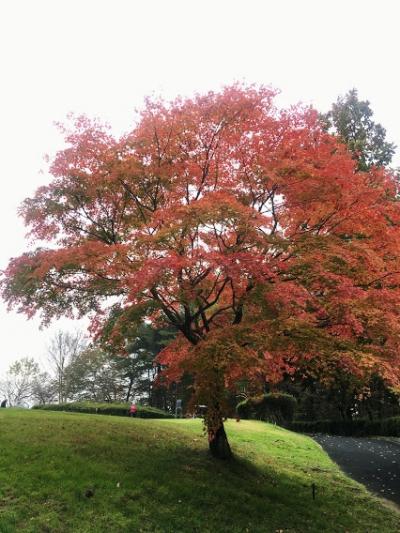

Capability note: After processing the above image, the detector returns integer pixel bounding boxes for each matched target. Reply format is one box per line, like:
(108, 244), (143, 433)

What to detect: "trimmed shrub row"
(32, 401), (173, 419)
(289, 416), (400, 437)
(237, 393), (297, 424)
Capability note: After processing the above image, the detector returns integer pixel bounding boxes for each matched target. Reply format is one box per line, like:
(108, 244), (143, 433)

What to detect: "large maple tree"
(2, 85), (400, 458)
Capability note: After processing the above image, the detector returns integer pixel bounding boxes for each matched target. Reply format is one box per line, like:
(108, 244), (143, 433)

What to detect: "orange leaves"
(156, 335), (191, 383)
(2, 83), (400, 401)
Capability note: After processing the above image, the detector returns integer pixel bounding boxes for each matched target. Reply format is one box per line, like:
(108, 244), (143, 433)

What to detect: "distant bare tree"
(0, 357), (40, 407)
(31, 371), (57, 405)
(64, 347), (125, 402)
(47, 330), (86, 403)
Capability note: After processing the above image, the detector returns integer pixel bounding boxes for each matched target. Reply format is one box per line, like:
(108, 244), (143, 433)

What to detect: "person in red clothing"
(129, 403), (137, 417)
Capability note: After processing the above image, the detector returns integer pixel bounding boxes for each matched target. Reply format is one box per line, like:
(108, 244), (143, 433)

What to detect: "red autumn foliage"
(2, 85), (400, 454)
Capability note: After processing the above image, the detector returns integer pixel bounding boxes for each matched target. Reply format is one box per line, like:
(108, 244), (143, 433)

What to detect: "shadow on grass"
(0, 411), (399, 532)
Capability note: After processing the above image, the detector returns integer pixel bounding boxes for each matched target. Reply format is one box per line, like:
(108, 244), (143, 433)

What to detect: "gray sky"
(0, 0), (399, 373)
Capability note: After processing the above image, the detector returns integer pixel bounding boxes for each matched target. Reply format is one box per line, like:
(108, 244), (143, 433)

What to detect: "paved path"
(313, 434), (400, 506)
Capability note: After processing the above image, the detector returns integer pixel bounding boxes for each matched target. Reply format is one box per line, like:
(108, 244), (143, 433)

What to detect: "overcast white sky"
(0, 0), (399, 373)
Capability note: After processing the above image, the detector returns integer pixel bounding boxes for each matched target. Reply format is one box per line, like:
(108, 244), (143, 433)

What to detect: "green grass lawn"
(0, 409), (398, 532)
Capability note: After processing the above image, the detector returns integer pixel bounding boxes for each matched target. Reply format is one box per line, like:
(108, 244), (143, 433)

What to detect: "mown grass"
(0, 409), (398, 532)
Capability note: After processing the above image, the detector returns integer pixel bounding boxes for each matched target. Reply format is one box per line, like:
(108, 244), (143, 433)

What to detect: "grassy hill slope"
(0, 409), (398, 532)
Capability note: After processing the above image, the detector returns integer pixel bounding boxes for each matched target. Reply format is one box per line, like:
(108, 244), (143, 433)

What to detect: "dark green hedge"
(289, 416), (400, 437)
(237, 393), (297, 424)
(32, 401), (173, 419)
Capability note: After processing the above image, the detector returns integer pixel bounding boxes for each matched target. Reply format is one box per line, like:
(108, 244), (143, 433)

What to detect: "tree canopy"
(322, 89), (396, 171)
(2, 84), (400, 457)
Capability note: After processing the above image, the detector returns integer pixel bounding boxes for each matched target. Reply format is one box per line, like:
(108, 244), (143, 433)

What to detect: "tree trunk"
(208, 421), (232, 460)
(125, 378), (133, 402)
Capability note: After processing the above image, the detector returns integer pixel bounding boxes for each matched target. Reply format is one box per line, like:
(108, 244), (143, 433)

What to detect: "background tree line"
(0, 324), (182, 410)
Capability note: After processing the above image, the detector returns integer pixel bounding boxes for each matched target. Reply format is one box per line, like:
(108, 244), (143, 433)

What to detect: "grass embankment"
(0, 410), (398, 532)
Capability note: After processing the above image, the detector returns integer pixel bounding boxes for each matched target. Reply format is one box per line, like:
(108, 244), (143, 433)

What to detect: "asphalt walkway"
(313, 434), (400, 506)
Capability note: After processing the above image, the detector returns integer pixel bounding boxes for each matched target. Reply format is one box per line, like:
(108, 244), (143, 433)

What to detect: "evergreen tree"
(322, 89), (396, 171)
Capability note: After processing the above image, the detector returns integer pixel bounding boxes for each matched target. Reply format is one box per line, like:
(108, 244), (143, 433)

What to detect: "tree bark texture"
(208, 421), (232, 460)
